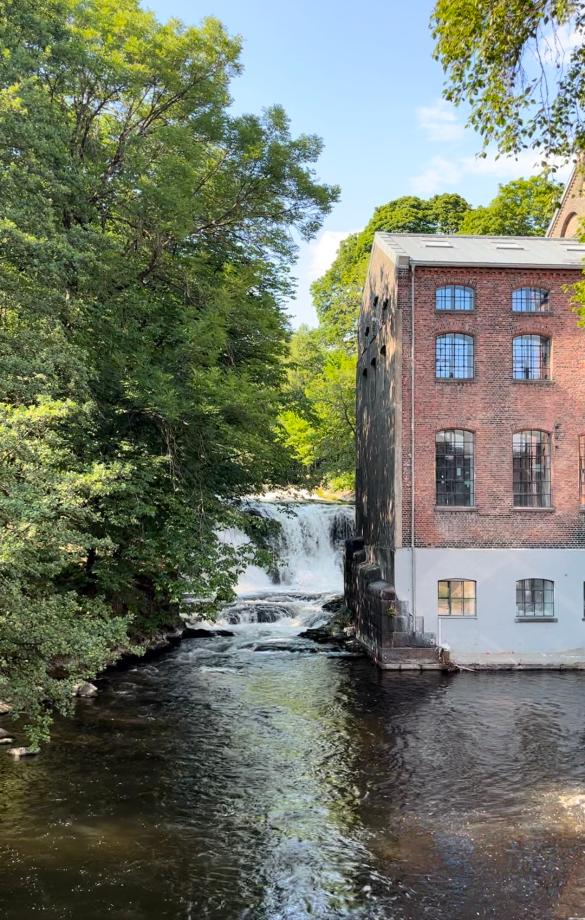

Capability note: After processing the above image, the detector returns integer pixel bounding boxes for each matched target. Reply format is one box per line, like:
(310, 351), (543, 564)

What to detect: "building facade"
(347, 230), (585, 667)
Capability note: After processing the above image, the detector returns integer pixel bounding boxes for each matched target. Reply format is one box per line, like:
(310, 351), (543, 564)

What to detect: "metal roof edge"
(405, 261), (584, 270)
(374, 232), (410, 269)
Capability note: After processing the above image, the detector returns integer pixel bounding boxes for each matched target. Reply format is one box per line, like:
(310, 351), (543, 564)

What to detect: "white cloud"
(307, 229), (354, 282)
(410, 157), (461, 196)
(416, 99), (465, 143)
(410, 150), (572, 197)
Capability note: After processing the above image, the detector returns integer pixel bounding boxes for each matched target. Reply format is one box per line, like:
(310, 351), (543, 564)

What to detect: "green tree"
(459, 176), (563, 235)
(280, 328), (355, 489)
(431, 0), (585, 159)
(0, 0), (337, 742)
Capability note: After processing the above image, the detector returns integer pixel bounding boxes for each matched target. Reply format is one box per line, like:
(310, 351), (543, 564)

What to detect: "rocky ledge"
(297, 596), (364, 655)
(105, 621), (235, 673)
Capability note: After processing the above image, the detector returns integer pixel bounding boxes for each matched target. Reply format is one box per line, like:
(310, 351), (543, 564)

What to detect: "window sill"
(511, 379), (553, 385)
(434, 505), (477, 512)
(435, 377), (475, 383)
(515, 617), (557, 623)
(512, 506), (555, 512)
(435, 309), (475, 315)
(438, 615), (478, 620)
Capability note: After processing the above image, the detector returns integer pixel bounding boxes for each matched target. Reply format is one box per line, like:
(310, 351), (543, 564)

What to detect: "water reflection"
(1, 629), (585, 918)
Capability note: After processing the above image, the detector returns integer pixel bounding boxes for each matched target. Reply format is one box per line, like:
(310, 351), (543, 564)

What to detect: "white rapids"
(217, 499), (354, 633)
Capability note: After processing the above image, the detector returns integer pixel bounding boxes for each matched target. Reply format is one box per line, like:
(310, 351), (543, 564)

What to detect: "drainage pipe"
(410, 263), (417, 632)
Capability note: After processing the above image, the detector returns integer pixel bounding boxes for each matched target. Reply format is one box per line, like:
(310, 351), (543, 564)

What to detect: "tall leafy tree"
(280, 326), (355, 489)
(459, 176), (563, 235)
(0, 0), (337, 742)
(431, 0), (585, 159)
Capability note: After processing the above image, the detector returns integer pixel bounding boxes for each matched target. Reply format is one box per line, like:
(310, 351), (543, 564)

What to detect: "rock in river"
(8, 747), (39, 759)
(183, 625), (235, 639)
(75, 682), (98, 698)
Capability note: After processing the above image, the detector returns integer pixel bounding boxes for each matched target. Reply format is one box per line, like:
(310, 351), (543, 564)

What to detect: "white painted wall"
(394, 547), (585, 665)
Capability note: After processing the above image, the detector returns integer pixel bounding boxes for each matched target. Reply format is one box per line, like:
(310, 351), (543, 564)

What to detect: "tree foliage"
(431, 0), (585, 159)
(459, 175), (563, 235)
(0, 0), (337, 742)
(280, 327), (355, 489)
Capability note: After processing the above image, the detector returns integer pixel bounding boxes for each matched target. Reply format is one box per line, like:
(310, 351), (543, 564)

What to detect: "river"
(1, 501), (585, 919)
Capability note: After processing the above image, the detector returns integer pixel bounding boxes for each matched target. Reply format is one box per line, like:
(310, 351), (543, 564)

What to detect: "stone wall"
(345, 537), (440, 666)
(355, 245), (402, 581)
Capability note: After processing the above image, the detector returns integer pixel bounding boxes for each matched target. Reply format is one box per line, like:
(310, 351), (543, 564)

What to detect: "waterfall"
(221, 500), (355, 598)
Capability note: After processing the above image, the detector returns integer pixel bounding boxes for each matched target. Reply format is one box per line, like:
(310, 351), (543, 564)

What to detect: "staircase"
(345, 538), (450, 671)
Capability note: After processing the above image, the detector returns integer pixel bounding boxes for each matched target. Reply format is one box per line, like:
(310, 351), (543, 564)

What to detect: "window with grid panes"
(512, 287), (550, 312)
(516, 579), (554, 618)
(438, 579), (476, 616)
(512, 335), (550, 380)
(513, 430), (551, 507)
(436, 333), (474, 379)
(436, 429), (474, 506)
(435, 285), (474, 311)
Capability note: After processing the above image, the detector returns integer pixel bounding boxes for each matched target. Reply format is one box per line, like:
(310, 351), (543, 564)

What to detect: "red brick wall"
(400, 266), (585, 548)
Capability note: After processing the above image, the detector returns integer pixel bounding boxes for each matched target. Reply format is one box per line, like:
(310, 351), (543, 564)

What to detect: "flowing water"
(2, 501), (585, 919)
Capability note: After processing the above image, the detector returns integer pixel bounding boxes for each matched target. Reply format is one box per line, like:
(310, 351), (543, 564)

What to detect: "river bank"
(3, 499), (585, 918)
(0, 498), (357, 755)
(3, 613), (585, 919)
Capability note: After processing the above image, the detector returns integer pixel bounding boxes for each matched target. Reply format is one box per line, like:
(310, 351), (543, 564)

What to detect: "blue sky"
(145, 0), (570, 326)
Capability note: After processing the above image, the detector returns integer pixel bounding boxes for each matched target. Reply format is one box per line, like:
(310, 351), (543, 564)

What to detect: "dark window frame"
(513, 429), (552, 508)
(436, 429), (475, 507)
(436, 333), (475, 379)
(516, 578), (554, 618)
(512, 287), (550, 313)
(435, 284), (475, 312)
(512, 334), (551, 380)
(580, 435), (585, 506)
(438, 579), (477, 616)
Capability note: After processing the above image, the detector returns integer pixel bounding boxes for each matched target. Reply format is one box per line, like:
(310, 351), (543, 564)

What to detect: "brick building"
(346, 209), (585, 667)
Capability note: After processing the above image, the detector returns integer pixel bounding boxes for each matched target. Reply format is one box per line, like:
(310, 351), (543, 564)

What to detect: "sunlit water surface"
(2, 502), (585, 919)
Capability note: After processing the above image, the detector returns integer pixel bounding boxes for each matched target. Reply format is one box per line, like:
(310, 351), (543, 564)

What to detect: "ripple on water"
(2, 613), (585, 918)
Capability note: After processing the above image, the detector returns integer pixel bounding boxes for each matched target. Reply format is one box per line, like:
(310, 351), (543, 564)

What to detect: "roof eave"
(408, 260), (584, 270)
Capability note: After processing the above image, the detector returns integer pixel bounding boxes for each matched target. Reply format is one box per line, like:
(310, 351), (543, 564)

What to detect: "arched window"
(436, 285), (474, 311)
(513, 430), (551, 507)
(436, 429), (474, 506)
(516, 579), (554, 619)
(438, 579), (476, 617)
(436, 333), (474, 379)
(512, 287), (550, 312)
(512, 335), (550, 380)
